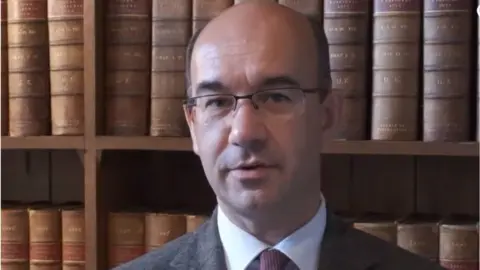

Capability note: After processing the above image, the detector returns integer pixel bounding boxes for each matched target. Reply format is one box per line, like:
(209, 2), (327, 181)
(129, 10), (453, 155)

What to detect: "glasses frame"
(182, 87), (328, 114)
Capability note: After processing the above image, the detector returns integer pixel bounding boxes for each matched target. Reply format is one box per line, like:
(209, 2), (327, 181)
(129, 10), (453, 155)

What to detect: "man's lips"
(228, 164), (276, 179)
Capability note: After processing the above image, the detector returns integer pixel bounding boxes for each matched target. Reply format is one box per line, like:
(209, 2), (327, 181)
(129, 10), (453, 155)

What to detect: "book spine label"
(144, 213), (187, 251)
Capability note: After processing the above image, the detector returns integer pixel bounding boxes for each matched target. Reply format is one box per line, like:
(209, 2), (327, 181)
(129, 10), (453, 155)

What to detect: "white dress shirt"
(217, 194), (327, 270)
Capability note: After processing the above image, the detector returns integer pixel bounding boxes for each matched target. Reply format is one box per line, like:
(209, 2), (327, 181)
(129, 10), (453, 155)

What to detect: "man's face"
(185, 11), (329, 214)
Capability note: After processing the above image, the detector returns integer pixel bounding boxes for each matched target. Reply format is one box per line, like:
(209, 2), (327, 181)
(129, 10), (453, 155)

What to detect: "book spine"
(28, 207), (62, 270)
(144, 213), (186, 251)
(107, 212), (145, 268)
(439, 223), (479, 270)
(371, 0), (421, 141)
(7, 0), (50, 136)
(353, 221), (398, 243)
(423, 0), (473, 142)
(192, 0), (233, 32)
(186, 214), (208, 232)
(397, 222), (439, 262)
(1, 0), (8, 135)
(105, 0), (151, 136)
(323, 0), (370, 140)
(150, 0), (191, 137)
(47, 0), (84, 135)
(61, 207), (85, 270)
(1, 207), (29, 270)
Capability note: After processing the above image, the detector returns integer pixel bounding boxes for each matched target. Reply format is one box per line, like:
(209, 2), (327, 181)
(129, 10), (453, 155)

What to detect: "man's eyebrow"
(195, 80), (228, 95)
(259, 76), (300, 88)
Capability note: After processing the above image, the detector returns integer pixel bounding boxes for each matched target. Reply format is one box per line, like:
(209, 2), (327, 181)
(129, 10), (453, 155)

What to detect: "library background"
(1, 0), (479, 269)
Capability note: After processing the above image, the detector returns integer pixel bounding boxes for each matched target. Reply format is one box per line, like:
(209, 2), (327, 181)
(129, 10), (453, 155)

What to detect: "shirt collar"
(217, 194), (327, 270)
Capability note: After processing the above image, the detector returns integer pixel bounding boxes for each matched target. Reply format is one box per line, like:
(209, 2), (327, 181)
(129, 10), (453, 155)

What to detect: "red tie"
(259, 249), (291, 270)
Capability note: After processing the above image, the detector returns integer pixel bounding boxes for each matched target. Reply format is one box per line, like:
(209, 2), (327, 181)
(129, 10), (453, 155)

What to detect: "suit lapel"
(169, 208), (227, 270)
(317, 210), (381, 270)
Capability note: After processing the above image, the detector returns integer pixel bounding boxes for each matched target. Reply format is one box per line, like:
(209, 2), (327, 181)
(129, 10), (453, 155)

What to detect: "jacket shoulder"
(111, 232), (195, 270)
(348, 228), (446, 270)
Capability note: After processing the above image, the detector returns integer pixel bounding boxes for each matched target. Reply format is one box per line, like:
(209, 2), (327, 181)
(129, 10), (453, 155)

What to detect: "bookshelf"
(1, 0), (479, 269)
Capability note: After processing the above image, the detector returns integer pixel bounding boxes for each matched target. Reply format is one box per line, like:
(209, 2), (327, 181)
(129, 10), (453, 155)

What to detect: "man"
(115, 2), (446, 270)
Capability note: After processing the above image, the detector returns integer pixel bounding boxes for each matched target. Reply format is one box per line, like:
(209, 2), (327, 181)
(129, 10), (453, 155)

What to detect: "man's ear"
(321, 88), (343, 142)
(183, 105), (199, 155)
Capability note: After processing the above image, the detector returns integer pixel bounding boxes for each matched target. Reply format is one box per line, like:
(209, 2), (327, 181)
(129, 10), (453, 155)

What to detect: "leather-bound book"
(47, 0), (84, 135)
(423, 1), (473, 142)
(192, 0), (233, 32)
(323, 0), (370, 140)
(1, 0), (8, 135)
(108, 211), (146, 268)
(352, 213), (397, 243)
(7, 0), (50, 137)
(477, 0), (480, 142)
(278, 0), (323, 19)
(105, 0), (151, 136)
(371, 0), (421, 141)
(150, 0), (191, 137)
(144, 212), (186, 251)
(61, 203), (85, 270)
(28, 204), (62, 270)
(185, 214), (209, 232)
(1, 202), (29, 270)
(439, 215), (479, 270)
(396, 213), (440, 262)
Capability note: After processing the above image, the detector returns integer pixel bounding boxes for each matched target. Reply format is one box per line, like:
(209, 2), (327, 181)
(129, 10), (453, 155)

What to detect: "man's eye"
(205, 98), (231, 108)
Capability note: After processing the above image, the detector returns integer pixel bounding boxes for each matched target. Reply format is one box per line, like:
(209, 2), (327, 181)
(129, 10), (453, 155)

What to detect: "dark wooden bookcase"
(1, 1), (479, 269)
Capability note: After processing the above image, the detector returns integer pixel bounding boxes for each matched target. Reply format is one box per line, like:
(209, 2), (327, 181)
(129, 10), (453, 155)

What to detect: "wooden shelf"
(1, 136), (84, 150)
(323, 141), (479, 157)
(95, 136), (193, 151)
(94, 136), (479, 157)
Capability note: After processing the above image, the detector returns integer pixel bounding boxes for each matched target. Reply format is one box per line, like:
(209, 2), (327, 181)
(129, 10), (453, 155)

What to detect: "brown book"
(423, 1), (473, 142)
(371, 0), (421, 141)
(439, 215), (479, 270)
(192, 0), (233, 32)
(323, 0), (370, 140)
(477, 0), (480, 142)
(353, 213), (397, 243)
(150, 0), (191, 137)
(396, 213), (440, 262)
(105, 0), (151, 136)
(1, 203), (29, 270)
(7, 0), (50, 137)
(278, 0), (323, 19)
(1, 0), (8, 135)
(47, 0), (84, 135)
(144, 212), (187, 251)
(108, 211), (145, 268)
(185, 214), (209, 232)
(28, 204), (62, 270)
(61, 204), (85, 270)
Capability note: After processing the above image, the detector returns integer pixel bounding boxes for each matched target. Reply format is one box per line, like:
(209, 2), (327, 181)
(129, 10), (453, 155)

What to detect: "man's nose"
(227, 100), (268, 151)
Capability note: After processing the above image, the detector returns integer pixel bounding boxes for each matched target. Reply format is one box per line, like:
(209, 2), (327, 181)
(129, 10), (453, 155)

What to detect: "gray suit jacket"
(113, 209), (446, 270)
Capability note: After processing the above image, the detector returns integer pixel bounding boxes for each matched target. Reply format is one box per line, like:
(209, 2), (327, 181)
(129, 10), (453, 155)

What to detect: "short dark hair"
(185, 16), (332, 97)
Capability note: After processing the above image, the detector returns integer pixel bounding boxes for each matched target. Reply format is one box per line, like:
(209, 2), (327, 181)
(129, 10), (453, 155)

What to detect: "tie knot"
(259, 249), (291, 270)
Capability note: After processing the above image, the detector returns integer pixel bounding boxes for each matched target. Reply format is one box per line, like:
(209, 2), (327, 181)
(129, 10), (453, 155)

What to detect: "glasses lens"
(253, 88), (305, 115)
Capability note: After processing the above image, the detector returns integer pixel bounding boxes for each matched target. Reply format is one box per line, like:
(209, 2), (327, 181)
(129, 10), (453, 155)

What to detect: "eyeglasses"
(183, 88), (324, 119)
